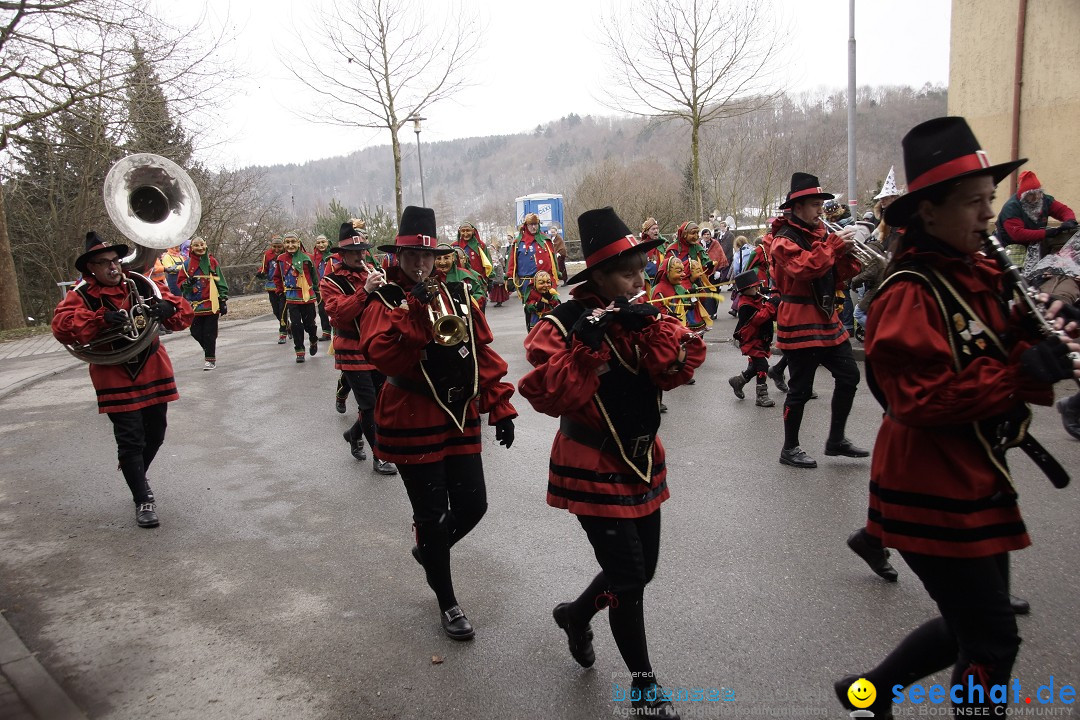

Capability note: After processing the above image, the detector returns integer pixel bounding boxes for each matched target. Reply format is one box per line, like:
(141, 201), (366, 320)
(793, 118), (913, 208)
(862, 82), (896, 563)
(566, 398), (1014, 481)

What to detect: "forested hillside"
(256, 84), (946, 239)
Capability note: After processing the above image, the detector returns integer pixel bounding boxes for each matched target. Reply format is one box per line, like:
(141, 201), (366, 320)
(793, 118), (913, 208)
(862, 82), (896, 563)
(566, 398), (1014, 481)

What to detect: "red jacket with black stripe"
(358, 268), (517, 465)
(864, 242), (1053, 558)
(320, 266), (374, 372)
(519, 288), (706, 519)
(769, 217), (860, 350)
(52, 277), (193, 414)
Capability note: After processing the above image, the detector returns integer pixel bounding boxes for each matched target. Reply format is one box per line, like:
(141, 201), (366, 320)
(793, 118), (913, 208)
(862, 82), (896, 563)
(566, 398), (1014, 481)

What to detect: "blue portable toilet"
(515, 193), (564, 234)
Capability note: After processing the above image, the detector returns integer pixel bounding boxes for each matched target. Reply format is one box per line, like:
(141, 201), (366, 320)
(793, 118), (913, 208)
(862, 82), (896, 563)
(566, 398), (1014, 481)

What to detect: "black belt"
(780, 295), (814, 304)
(388, 375), (472, 404)
(559, 418), (610, 452)
(335, 328), (360, 341)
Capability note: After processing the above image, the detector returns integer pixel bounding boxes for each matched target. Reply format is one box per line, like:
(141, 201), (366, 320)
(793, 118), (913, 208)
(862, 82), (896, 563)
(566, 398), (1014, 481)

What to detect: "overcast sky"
(176, 0), (951, 169)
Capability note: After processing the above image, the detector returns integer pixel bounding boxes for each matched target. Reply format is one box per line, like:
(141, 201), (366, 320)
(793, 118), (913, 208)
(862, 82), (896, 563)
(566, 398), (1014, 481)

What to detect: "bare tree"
(600, 0), (783, 221)
(285, 0), (479, 222)
(0, 0), (234, 330)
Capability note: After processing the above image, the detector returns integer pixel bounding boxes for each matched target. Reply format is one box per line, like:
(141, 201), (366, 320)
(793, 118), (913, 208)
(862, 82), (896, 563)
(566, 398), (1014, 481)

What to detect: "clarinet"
(984, 233), (1080, 389)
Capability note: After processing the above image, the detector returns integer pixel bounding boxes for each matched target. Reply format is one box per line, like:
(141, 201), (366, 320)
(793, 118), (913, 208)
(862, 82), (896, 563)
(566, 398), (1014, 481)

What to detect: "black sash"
(871, 265), (1068, 489)
(546, 301), (662, 483)
(775, 223), (836, 319)
(369, 281), (478, 431)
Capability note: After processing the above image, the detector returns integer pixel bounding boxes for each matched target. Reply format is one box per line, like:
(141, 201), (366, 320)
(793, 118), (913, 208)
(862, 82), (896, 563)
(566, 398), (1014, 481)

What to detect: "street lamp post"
(410, 115), (427, 206)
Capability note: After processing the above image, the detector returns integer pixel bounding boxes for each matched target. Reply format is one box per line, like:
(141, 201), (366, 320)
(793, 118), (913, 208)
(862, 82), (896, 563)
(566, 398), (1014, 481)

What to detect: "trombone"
(820, 216), (888, 266)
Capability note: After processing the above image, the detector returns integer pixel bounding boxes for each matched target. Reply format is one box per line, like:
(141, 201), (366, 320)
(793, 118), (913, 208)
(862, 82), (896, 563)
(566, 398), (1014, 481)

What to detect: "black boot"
(755, 383), (775, 407)
(847, 528), (898, 582)
(728, 374), (749, 399)
(343, 429), (367, 460)
(767, 363), (789, 393)
(119, 458), (152, 503)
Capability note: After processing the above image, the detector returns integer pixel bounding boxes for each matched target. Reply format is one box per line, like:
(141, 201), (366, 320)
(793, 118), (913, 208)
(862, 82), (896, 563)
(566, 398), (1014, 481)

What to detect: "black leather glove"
(1060, 219), (1078, 232)
(218, 299), (228, 316)
(766, 293), (781, 307)
(1045, 226), (1062, 238)
(610, 295), (661, 331)
(570, 309), (610, 350)
(1019, 337), (1075, 383)
(255, 271), (267, 280)
(495, 417), (515, 449)
(103, 310), (128, 326)
(147, 298), (177, 320)
(409, 281), (436, 304)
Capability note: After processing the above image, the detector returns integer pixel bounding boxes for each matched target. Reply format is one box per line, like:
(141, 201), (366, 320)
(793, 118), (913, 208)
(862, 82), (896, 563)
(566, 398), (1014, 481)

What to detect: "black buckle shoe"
(846, 528), (898, 582)
(552, 602), (595, 668)
(335, 397), (347, 414)
(136, 502), (159, 528)
(824, 438), (870, 458)
(630, 684), (681, 719)
(779, 446), (817, 468)
(441, 605), (475, 641)
(1010, 594), (1031, 615)
(309, 339), (318, 356)
(373, 458), (398, 475)
(344, 430), (367, 461)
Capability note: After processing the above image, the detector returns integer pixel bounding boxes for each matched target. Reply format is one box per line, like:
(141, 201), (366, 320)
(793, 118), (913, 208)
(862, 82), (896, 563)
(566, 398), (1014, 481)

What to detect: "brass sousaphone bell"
(62, 154), (202, 365)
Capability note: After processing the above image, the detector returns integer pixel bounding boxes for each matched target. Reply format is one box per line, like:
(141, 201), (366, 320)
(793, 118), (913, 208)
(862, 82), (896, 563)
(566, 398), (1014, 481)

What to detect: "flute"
(587, 290), (648, 324)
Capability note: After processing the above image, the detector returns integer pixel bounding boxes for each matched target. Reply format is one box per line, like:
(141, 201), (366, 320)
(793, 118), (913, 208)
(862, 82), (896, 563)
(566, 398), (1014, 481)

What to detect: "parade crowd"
(50, 116), (1080, 719)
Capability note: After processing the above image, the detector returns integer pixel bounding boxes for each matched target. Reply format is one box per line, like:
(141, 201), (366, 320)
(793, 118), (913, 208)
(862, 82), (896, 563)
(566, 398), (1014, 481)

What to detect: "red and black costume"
(838, 118), (1077, 718)
(520, 208), (705, 717)
(727, 270), (782, 406)
(769, 173), (864, 466)
(52, 233), (193, 525)
(358, 206), (516, 638)
(321, 225), (396, 474)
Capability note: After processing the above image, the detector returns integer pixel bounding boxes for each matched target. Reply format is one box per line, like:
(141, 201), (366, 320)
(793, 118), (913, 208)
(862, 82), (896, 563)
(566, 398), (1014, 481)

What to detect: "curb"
(0, 612), (87, 720)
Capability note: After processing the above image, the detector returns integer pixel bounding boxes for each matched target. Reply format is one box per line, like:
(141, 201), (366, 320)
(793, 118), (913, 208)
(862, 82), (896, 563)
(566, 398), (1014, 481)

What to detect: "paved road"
(1, 304), (1078, 719)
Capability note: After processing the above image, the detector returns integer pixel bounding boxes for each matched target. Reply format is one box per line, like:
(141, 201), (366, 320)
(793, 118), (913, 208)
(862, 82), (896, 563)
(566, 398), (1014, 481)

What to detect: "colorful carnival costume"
(522, 271), (560, 329)
(176, 236), (228, 370)
(274, 232), (321, 362)
(507, 212), (559, 309)
(257, 236), (287, 343)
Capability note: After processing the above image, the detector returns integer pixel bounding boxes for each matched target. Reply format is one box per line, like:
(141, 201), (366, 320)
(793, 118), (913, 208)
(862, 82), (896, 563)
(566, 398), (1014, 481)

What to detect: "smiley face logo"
(847, 677), (876, 709)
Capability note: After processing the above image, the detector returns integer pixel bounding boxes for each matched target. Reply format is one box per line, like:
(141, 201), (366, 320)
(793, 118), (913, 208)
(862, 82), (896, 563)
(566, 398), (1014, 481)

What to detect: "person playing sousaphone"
(358, 206), (517, 641)
(52, 232), (193, 528)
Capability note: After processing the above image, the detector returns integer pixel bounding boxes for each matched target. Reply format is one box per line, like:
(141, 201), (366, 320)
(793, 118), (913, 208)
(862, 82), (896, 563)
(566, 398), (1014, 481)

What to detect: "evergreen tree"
(125, 41), (193, 164)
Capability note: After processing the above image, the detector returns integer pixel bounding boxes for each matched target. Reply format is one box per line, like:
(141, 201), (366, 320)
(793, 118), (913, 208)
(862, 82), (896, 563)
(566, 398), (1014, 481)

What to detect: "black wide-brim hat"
(884, 116), (1026, 227)
(75, 231), (129, 273)
(330, 221), (371, 252)
(778, 172), (835, 210)
(377, 205), (452, 255)
(566, 207), (663, 285)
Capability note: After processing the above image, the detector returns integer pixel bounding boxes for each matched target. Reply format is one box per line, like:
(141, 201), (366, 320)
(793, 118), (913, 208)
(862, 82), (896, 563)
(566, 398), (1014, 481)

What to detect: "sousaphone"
(62, 154), (202, 365)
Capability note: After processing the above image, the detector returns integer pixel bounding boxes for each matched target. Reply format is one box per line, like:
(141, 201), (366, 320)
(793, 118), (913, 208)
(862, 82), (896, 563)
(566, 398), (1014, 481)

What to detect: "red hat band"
(587, 234), (641, 267)
(392, 234), (439, 250)
(908, 151), (991, 193)
(788, 186), (827, 202)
